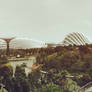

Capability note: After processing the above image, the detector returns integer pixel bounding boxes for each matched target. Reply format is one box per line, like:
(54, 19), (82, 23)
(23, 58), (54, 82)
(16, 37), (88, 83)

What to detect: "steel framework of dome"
(61, 32), (90, 46)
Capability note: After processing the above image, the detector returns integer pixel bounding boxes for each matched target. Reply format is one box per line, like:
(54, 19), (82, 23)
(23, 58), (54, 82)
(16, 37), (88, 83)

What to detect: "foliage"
(36, 45), (92, 90)
(0, 56), (8, 64)
(13, 65), (30, 92)
(36, 83), (63, 92)
(0, 89), (8, 92)
(1, 45), (92, 92)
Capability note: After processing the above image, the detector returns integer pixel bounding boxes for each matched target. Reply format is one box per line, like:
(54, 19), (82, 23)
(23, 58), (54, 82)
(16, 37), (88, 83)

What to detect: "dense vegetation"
(0, 45), (92, 92)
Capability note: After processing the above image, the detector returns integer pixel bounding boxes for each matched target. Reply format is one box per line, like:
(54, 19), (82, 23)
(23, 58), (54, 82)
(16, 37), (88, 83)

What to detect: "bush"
(36, 83), (63, 92)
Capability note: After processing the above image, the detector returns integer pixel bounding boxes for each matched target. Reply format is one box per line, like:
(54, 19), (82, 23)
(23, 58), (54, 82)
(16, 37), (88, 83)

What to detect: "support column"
(0, 37), (15, 56)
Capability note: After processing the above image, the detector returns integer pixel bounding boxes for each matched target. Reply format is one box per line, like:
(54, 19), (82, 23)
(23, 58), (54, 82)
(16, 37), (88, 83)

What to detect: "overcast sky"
(0, 0), (92, 43)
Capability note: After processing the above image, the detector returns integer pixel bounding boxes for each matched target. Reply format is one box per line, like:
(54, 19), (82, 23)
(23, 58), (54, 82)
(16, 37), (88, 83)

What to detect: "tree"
(0, 56), (13, 92)
(14, 65), (30, 92)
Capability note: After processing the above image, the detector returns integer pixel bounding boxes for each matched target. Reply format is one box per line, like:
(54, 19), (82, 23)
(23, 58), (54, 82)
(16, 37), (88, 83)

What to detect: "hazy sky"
(0, 0), (92, 43)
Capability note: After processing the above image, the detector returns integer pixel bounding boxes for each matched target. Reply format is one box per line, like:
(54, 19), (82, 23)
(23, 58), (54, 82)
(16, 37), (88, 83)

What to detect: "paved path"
(85, 87), (92, 92)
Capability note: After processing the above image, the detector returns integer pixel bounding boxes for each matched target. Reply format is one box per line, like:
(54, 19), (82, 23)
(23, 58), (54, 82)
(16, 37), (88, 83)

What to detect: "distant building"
(46, 43), (62, 48)
(46, 32), (91, 48)
(60, 32), (91, 46)
(0, 32), (91, 50)
(0, 38), (47, 49)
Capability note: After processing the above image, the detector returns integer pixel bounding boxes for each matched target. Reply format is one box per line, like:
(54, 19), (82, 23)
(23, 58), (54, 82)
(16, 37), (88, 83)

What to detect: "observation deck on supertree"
(0, 37), (15, 56)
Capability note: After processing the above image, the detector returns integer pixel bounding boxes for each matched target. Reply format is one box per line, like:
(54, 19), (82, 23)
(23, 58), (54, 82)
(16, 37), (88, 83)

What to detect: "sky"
(0, 0), (92, 43)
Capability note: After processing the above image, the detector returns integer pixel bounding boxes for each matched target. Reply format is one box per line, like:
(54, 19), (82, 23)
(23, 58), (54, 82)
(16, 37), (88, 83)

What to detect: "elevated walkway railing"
(78, 81), (92, 92)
